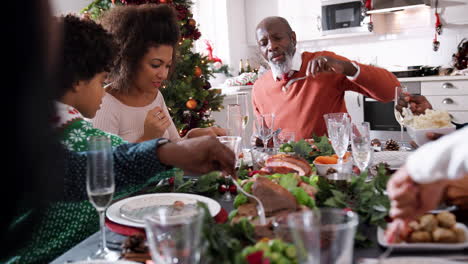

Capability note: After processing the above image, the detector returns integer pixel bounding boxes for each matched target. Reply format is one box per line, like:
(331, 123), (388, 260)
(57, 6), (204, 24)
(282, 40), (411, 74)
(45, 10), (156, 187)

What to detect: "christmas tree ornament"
(203, 81), (211, 90)
(186, 98), (198, 110)
(194, 66), (203, 77)
(188, 18), (196, 27)
(433, 34), (440, 52)
(434, 0), (442, 35)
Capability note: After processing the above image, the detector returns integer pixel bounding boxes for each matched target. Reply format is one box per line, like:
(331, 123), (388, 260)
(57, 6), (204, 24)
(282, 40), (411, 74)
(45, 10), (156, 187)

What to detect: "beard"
(269, 50), (294, 80)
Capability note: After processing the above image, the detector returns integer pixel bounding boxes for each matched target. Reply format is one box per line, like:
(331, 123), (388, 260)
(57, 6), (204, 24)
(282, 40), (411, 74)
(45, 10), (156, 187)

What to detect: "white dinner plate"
(71, 261), (139, 264)
(359, 257), (462, 264)
(106, 193), (221, 228)
(377, 223), (468, 251)
(372, 151), (411, 170)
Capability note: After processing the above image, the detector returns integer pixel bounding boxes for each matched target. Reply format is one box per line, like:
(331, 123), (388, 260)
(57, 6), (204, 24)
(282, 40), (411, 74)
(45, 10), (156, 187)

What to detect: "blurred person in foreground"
(385, 126), (468, 242)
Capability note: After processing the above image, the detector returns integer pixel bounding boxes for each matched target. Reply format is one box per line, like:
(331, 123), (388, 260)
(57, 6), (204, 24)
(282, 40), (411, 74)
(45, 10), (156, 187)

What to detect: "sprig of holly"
(315, 163), (391, 247)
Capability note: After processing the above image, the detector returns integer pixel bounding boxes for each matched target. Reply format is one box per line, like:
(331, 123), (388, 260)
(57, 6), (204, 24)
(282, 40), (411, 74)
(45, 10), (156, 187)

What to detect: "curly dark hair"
(99, 4), (180, 93)
(57, 14), (117, 99)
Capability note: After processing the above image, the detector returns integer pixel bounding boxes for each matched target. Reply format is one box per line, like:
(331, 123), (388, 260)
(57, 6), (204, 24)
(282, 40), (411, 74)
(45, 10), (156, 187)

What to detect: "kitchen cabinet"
(419, 77), (468, 124)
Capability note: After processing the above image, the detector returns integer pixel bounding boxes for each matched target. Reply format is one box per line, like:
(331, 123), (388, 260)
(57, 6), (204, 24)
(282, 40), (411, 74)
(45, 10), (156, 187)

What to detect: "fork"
(231, 179), (267, 225)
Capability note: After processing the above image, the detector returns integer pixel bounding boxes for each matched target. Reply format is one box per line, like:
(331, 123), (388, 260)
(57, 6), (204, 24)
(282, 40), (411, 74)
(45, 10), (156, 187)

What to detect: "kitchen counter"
(398, 75), (468, 82)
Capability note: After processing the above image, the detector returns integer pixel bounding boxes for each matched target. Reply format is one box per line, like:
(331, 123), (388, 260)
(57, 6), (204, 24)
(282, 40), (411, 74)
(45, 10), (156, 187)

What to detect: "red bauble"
(168, 177), (174, 186)
(186, 99), (198, 110)
(194, 66), (202, 77)
(229, 184), (237, 194)
(218, 184), (228, 194)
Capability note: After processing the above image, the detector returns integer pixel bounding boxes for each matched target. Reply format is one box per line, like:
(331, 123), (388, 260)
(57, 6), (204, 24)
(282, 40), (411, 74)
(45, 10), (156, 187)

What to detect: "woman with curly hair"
(92, 4), (225, 142)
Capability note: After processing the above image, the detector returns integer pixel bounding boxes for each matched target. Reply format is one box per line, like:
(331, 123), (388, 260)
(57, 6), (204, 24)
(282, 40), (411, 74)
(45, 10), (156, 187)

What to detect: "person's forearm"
(406, 126), (468, 183)
(157, 142), (185, 167)
(346, 62), (399, 102)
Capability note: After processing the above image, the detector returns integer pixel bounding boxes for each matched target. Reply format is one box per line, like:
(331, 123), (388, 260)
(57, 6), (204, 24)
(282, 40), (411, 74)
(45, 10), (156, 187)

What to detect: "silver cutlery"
(231, 178), (267, 225)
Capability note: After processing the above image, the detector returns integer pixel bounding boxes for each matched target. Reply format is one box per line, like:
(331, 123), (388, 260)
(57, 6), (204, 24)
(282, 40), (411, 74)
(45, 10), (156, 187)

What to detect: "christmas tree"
(82, 0), (224, 137)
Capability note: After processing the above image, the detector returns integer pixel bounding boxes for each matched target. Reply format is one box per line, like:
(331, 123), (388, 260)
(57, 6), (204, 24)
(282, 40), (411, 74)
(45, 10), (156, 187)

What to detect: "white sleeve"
(159, 93), (181, 142)
(406, 126), (468, 184)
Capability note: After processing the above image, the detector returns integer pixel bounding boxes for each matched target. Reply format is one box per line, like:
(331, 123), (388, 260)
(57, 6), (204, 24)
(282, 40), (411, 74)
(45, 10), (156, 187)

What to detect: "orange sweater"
(252, 51), (400, 140)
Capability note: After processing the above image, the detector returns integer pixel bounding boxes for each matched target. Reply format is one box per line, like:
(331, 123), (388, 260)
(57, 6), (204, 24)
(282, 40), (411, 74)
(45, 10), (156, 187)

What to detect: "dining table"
(50, 190), (468, 264)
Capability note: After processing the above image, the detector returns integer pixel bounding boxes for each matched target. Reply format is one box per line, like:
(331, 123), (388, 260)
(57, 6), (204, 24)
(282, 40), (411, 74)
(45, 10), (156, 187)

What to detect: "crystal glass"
(324, 113), (351, 172)
(288, 208), (358, 264)
(145, 206), (205, 264)
(255, 113), (275, 152)
(226, 104), (243, 137)
(217, 136), (242, 202)
(351, 122), (372, 174)
(394, 86), (410, 149)
(236, 93), (250, 150)
(275, 131), (296, 148)
(86, 136), (119, 260)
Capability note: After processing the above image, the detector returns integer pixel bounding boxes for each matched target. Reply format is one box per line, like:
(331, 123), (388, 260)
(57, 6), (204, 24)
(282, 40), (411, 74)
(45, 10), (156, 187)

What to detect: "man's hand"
(395, 94), (432, 116)
(186, 127), (227, 138)
(157, 136), (236, 177)
(445, 174), (468, 210)
(306, 56), (357, 78)
(387, 166), (449, 220)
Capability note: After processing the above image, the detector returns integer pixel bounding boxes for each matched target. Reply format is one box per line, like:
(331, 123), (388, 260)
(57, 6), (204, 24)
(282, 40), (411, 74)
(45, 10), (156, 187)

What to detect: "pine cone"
(384, 139), (400, 151)
(122, 233), (148, 254)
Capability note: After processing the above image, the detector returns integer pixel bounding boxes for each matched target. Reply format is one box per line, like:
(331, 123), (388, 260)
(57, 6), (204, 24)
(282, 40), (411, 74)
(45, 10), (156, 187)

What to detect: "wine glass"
(227, 104), (243, 137)
(255, 113), (275, 152)
(351, 122), (372, 175)
(216, 136), (242, 202)
(145, 206), (205, 264)
(86, 135), (119, 260)
(394, 86), (409, 149)
(324, 113), (351, 173)
(236, 93), (250, 149)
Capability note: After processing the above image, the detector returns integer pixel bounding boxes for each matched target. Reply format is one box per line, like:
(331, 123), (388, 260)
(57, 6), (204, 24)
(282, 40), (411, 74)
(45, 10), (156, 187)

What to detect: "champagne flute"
(236, 93), (250, 148)
(227, 104), (243, 137)
(216, 136), (242, 202)
(351, 122), (372, 175)
(324, 113), (351, 174)
(256, 113), (275, 152)
(394, 86), (408, 148)
(86, 135), (119, 260)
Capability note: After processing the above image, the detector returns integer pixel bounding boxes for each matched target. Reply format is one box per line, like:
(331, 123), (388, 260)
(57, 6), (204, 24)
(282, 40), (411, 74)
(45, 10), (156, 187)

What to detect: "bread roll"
(436, 211), (456, 228)
(409, 231), (432, 243)
(419, 214), (438, 232)
(432, 227), (458, 243)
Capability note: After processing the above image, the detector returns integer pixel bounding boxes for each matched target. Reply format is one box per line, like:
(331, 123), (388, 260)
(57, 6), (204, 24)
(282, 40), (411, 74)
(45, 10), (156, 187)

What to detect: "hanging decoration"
(365, 0), (373, 32)
(433, 0), (441, 51)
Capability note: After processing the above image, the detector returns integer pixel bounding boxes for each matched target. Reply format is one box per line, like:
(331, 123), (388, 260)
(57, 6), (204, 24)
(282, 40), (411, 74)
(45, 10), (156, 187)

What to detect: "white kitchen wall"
(244, 0), (468, 70)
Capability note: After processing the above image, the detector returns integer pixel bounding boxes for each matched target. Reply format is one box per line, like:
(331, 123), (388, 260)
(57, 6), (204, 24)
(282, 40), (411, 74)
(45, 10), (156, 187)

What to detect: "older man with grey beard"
(251, 16), (400, 140)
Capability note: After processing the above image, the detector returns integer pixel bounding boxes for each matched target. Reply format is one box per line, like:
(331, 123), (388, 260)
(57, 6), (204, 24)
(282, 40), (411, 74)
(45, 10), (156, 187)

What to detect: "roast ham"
(264, 154), (312, 176)
(260, 166), (298, 175)
(252, 177), (298, 215)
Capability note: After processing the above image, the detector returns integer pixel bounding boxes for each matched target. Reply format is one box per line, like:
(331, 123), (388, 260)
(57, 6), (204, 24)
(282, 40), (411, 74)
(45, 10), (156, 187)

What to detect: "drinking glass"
(217, 136), (242, 202)
(288, 208), (358, 264)
(227, 104), (243, 137)
(255, 113), (275, 152)
(145, 206), (205, 264)
(86, 136), (119, 260)
(394, 86), (409, 148)
(351, 122), (372, 175)
(236, 93), (250, 149)
(276, 131), (296, 148)
(324, 113), (351, 172)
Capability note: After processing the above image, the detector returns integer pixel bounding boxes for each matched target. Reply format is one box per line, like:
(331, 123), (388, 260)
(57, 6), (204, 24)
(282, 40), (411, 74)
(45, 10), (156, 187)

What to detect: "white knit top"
(92, 91), (181, 143)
